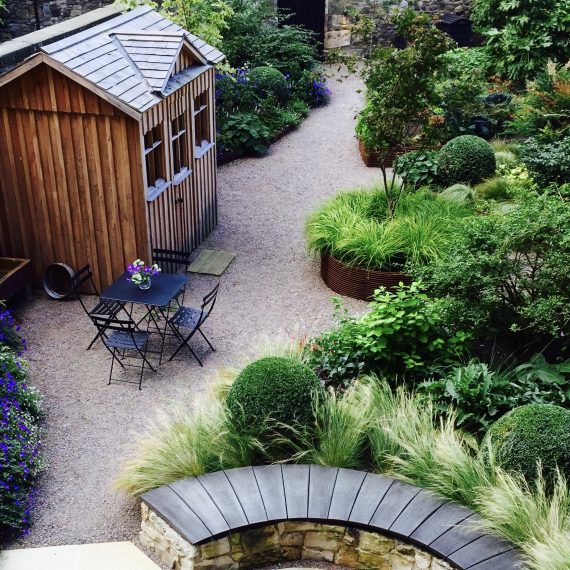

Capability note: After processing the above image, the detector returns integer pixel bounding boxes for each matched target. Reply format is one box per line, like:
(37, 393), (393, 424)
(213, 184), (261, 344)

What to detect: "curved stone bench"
(140, 465), (525, 569)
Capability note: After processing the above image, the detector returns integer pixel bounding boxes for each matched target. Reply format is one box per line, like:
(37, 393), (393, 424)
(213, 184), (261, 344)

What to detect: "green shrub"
(418, 193), (570, 340)
(248, 66), (289, 105)
(220, 0), (319, 80)
(437, 135), (496, 185)
(217, 112), (271, 156)
(507, 63), (570, 141)
(517, 137), (570, 186)
(475, 176), (510, 200)
(419, 361), (512, 437)
(226, 357), (321, 428)
(472, 0), (570, 80)
(494, 151), (517, 168)
(305, 283), (469, 388)
(485, 404), (570, 484)
(395, 150), (439, 189)
(305, 187), (470, 272)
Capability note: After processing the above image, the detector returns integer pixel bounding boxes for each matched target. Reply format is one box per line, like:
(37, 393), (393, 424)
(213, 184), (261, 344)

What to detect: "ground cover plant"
(0, 304), (42, 540)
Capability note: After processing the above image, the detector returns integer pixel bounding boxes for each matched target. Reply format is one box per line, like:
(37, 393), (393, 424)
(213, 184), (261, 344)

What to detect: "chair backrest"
(152, 248), (191, 275)
(201, 283), (219, 320)
(89, 314), (137, 336)
(72, 265), (98, 315)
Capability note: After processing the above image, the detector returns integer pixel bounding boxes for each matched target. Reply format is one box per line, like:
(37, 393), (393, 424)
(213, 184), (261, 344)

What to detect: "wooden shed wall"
(0, 63), (148, 290)
(143, 66), (217, 256)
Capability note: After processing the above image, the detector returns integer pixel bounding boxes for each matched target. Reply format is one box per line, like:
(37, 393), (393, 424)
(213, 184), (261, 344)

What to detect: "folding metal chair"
(72, 265), (124, 350)
(167, 283), (219, 365)
(152, 248), (191, 307)
(90, 314), (155, 390)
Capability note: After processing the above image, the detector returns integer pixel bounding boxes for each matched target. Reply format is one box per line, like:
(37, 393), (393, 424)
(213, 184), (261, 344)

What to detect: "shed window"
(144, 125), (168, 198)
(171, 112), (189, 179)
(194, 90), (211, 155)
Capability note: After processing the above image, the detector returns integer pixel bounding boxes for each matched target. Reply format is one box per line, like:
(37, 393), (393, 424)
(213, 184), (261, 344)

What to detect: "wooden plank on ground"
(189, 249), (235, 276)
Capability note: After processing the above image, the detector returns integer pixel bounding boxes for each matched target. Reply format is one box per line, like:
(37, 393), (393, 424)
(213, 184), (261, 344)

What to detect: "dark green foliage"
(217, 112), (271, 156)
(395, 150), (439, 189)
(437, 135), (496, 185)
(305, 283), (470, 390)
(471, 0), (570, 80)
(507, 64), (570, 141)
(418, 193), (570, 340)
(248, 66), (289, 105)
(420, 356), (570, 438)
(226, 357), (321, 428)
(517, 137), (570, 186)
(486, 404), (570, 484)
(420, 361), (512, 437)
(220, 0), (319, 80)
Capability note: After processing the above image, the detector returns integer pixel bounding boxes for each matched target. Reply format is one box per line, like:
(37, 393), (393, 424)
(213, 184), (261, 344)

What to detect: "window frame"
(170, 112), (191, 185)
(193, 89), (213, 158)
(144, 124), (171, 201)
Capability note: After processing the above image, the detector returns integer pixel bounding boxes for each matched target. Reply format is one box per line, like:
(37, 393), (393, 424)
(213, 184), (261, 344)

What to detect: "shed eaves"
(40, 6), (224, 113)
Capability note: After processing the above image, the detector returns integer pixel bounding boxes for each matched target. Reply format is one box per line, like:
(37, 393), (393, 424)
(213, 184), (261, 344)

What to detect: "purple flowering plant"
(0, 305), (42, 539)
(126, 259), (161, 287)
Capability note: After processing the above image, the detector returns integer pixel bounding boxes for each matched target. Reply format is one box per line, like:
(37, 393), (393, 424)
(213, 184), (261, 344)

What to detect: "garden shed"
(0, 6), (224, 290)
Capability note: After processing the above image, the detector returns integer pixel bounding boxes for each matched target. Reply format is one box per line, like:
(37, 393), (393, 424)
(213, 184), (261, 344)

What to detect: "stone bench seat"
(141, 464), (525, 569)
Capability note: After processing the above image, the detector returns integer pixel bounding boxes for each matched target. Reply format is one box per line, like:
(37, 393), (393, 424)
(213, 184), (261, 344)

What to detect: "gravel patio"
(13, 69), (380, 549)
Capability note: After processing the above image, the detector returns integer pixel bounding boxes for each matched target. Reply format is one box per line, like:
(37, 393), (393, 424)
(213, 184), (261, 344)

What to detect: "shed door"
(277, 0), (326, 53)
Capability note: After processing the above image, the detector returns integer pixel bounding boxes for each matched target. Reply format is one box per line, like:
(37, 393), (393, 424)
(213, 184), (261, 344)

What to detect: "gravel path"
(11, 69), (380, 549)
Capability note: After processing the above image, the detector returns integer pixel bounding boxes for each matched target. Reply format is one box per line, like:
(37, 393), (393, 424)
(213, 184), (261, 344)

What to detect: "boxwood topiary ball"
(248, 66), (290, 105)
(485, 404), (570, 484)
(437, 135), (496, 185)
(227, 357), (321, 427)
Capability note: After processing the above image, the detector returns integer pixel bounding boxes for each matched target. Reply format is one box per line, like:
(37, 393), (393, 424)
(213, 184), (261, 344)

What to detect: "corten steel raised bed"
(0, 257), (32, 300)
(358, 140), (441, 168)
(320, 252), (411, 301)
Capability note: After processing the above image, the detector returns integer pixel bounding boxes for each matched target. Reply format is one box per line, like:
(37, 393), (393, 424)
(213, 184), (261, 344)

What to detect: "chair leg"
(198, 328), (215, 351)
(87, 330), (103, 350)
(169, 330), (203, 366)
(109, 348), (116, 385)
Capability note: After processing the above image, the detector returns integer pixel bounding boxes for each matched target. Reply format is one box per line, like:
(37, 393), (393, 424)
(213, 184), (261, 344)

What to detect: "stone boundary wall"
(140, 503), (454, 570)
(1, 0), (114, 42)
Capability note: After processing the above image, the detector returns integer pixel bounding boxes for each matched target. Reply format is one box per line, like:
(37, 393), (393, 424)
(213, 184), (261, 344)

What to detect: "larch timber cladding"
(0, 62), (148, 290)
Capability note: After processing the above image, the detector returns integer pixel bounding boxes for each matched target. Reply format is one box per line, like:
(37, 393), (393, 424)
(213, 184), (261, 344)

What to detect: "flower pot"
(358, 140), (441, 168)
(320, 252), (411, 301)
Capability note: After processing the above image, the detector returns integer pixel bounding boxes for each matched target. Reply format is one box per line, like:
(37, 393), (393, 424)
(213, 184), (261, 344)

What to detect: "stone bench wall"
(140, 503), (454, 570)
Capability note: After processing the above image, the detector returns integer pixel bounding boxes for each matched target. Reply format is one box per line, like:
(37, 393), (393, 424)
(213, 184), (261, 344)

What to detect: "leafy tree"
(356, 10), (452, 216)
(472, 0), (570, 81)
(125, 0), (234, 46)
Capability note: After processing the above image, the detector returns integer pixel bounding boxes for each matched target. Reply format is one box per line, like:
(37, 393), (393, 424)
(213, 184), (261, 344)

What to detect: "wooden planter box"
(0, 257), (32, 300)
(358, 140), (441, 168)
(320, 252), (411, 301)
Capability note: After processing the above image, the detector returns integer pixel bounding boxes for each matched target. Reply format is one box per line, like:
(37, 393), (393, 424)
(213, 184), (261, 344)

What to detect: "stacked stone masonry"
(325, 0), (473, 48)
(1, 0), (114, 41)
(140, 503), (454, 570)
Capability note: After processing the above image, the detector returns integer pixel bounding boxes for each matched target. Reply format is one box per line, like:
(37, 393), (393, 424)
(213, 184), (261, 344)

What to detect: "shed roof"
(38, 6), (224, 113)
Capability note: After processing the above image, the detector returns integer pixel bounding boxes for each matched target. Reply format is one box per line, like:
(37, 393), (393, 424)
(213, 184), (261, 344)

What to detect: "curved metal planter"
(320, 252), (411, 301)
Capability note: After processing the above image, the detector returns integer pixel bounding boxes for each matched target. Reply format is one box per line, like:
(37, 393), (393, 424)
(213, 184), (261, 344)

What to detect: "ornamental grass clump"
(305, 187), (470, 272)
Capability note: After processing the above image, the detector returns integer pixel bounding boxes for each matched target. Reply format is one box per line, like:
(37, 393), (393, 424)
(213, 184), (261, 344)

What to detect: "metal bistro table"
(100, 272), (188, 364)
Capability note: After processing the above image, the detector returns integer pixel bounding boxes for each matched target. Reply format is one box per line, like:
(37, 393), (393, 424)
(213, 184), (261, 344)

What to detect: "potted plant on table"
(127, 259), (161, 290)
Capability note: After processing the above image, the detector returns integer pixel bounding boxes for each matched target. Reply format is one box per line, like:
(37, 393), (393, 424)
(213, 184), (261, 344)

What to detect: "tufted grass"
(305, 187), (470, 271)
(116, 369), (570, 569)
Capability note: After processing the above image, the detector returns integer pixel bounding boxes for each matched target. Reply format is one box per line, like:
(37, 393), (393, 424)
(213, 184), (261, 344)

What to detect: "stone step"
(0, 541), (160, 570)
